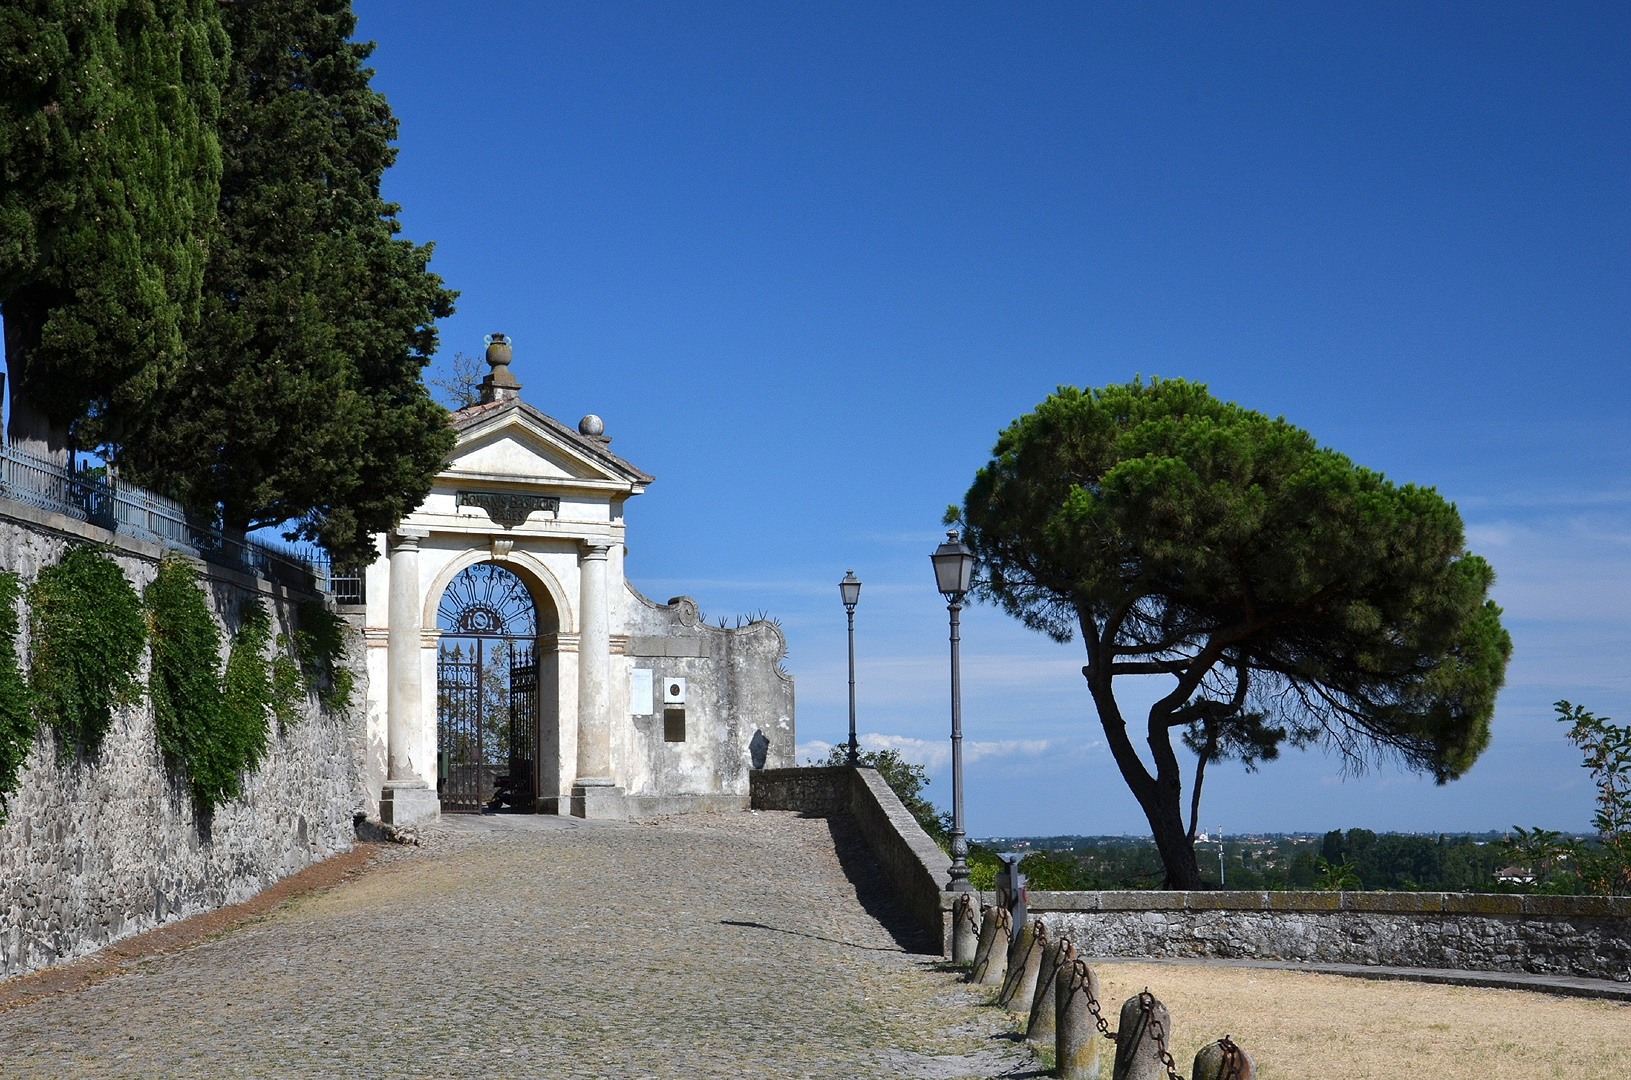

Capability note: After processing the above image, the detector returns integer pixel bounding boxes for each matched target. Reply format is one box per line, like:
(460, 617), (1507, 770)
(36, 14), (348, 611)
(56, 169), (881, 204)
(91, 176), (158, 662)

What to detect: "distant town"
(966, 830), (1586, 892)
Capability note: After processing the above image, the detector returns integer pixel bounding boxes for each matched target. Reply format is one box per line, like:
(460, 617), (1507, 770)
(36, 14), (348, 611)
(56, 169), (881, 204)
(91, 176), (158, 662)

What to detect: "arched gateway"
(356, 337), (795, 826)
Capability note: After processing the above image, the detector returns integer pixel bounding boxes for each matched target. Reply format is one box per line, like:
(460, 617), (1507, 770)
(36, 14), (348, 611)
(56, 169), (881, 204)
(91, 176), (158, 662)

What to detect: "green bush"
(293, 601), (352, 712)
(220, 600), (274, 779)
(822, 745), (950, 847)
(147, 556), (232, 809)
(29, 546), (145, 758)
(147, 558), (277, 813)
(0, 573), (34, 822)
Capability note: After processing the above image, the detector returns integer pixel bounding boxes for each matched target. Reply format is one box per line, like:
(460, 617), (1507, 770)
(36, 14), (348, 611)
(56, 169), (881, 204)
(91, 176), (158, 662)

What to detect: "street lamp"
(839, 570), (862, 767)
(931, 530), (976, 893)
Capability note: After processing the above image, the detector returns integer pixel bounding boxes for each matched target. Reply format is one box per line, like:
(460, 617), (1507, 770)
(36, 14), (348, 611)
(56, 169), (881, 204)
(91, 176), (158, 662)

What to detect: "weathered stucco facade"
(355, 338), (793, 824)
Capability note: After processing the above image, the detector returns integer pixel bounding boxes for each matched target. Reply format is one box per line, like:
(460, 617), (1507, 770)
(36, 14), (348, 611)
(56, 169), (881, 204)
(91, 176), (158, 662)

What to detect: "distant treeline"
(967, 829), (1567, 893)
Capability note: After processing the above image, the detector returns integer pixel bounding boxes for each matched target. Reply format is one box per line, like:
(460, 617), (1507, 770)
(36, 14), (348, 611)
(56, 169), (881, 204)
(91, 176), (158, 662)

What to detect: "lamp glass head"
(839, 569), (862, 609)
(931, 531), (976, 599)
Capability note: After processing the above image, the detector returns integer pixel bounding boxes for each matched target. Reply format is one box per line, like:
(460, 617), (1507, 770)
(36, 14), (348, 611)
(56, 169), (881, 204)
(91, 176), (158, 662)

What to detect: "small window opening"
(664, 708), (686, 742)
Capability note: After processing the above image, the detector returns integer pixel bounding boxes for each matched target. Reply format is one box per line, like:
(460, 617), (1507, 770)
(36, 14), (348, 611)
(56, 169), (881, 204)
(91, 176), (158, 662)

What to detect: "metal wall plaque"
(456, 491), (560, 528)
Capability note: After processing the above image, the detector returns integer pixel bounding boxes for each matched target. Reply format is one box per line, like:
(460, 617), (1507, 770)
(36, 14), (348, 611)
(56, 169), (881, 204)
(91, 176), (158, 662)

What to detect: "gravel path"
(0, 811), (1032, 1079)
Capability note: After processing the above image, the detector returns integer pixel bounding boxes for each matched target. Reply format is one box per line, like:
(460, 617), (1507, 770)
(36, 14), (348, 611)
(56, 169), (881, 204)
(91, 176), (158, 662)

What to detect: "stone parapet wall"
(751, 765), (950, 950)
(1022, 890), (1631, 982)
(0, 504), (366, 980)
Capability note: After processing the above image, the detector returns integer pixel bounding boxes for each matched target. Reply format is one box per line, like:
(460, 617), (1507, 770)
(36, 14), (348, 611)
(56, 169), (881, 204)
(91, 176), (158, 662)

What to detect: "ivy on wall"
(147, 556), (231, 810)
(2, 545), (350, 818)
(147, 556), (281, 813)
(221, 600), (274, 776)
(292, 600), (352, 712)
(0, 573), (34, 823)
(28, 546), (145, 759)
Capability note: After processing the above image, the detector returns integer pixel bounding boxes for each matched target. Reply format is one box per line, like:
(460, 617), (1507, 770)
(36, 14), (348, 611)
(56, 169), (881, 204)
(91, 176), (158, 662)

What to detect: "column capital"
(578, 539), (611, 560)
(391, 526), (429, 550)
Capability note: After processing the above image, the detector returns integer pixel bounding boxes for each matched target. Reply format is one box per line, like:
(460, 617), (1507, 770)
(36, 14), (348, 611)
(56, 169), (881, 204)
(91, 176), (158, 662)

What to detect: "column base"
(380, 781), (440, 827)
(569, 779), (627, 821)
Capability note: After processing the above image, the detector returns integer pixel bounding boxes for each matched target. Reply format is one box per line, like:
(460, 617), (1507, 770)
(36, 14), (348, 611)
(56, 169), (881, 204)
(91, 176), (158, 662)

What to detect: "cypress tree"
(120, 0), (456, 566)
(0, 0), (227, 457)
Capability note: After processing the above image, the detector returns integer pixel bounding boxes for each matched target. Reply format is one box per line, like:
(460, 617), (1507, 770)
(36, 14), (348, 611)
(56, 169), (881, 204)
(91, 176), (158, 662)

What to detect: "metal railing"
(0, 442), (361, 599)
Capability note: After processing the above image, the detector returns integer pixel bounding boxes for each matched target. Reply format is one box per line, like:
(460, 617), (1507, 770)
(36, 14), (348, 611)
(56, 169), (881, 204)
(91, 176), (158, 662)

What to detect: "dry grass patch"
(1081, 961), (1631, 1079)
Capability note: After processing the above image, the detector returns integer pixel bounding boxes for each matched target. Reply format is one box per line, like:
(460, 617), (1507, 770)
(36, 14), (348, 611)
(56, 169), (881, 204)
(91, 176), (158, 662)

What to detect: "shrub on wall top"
(28, 546), (146, 758)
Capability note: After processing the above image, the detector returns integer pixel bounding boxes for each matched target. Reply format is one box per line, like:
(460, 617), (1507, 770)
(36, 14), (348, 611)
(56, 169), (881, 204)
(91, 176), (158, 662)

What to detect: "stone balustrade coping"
(958, 889), (1631, 918)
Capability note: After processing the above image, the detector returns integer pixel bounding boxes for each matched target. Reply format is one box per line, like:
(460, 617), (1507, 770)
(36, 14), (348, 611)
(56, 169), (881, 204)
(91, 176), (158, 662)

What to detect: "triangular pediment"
(442, 400), (651, 493)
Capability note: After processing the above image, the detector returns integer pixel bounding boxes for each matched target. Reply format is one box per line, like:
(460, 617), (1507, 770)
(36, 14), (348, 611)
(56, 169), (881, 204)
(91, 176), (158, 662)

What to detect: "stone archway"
(431, 560), (563, 813)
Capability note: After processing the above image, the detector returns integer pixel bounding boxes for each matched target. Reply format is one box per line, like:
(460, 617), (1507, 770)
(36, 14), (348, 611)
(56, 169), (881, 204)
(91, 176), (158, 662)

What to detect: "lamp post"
(931, 530), (976, 893)
(839, 570), (862, 767)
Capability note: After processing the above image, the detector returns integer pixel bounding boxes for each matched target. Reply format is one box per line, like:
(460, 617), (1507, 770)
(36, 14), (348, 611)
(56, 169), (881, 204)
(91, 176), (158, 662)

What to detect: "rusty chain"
(1217, 1034), (1244, 1080)
(1140, 989), (1186, 1080)
(1069, 959), (1117, 1041)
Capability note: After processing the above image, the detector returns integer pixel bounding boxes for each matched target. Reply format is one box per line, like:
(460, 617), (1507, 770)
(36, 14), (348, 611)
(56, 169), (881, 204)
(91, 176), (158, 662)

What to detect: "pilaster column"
(574, 541), (612, 783)
(386, 528), (426, 783)
(381, 528), (437, 825)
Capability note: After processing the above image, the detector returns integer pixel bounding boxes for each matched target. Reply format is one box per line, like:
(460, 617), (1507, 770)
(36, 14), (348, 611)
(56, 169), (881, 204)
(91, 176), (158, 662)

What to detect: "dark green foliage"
(220, 600), (273, 779)
(146, 556), (229, 808)
(28, 546), (145, 757)
(957, 379), (1512, 888)
(270, 649), (304, 730)
(1507, 702), (1631, 896)
(1017, 849), (1093, 891)
(0, 573), (34, 821)
(292, 600), (352, 712)
(965, 842), (1000, 892)
(147, 560), (276, 813)
(0, 0), (227, 451)
(119, 0), (456, 565)
(822, 744), (949, 847)
(1557, 701), (1631, 895)
(987, 832), (1528, 892)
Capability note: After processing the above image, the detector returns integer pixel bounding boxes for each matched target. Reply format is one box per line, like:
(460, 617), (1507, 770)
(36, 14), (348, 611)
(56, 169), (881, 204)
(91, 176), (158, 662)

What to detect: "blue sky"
(358, 4), (1622, 835)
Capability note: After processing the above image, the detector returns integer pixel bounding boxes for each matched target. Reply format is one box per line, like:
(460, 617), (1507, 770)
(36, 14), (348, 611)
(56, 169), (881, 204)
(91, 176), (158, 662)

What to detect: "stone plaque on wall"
(456, 491), (560, 528)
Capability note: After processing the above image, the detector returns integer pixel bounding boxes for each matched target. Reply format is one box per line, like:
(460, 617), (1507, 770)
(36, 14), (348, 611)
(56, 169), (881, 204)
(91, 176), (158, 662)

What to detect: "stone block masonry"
(1026, 890), (1631, 983)
(0, 502), (366, 979)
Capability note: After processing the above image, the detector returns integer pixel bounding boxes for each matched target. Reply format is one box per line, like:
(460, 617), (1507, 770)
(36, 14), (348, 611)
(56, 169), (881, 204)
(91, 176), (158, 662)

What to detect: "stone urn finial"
(480, 332), (522, 404)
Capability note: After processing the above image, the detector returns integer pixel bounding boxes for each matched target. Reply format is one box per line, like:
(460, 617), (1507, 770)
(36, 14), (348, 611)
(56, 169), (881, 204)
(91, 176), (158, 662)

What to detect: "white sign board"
(630, 668), (654, 716)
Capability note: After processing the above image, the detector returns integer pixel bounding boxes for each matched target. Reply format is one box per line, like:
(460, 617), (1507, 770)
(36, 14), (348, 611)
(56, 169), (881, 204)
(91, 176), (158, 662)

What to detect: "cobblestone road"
(0, 812), (1032, 1079)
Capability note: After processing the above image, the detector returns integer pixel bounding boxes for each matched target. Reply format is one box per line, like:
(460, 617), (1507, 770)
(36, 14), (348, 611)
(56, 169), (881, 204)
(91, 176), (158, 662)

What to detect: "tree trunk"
(1085, 667), (1206, 890)
(2, 288), (71, 462)
(1140, 787), (1204, 889)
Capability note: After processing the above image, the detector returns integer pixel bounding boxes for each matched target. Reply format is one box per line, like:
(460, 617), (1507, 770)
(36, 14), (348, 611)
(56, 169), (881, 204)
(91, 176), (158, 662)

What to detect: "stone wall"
(1023, 891), (1631, 982)
(751, 761), (1631, 980)
(751, 765), (949, 949)
(0, 502), (365, 980)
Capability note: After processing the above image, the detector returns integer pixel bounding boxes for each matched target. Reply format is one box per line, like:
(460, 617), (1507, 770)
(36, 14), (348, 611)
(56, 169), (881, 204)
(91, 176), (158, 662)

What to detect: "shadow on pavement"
(822, 812), (941, 955)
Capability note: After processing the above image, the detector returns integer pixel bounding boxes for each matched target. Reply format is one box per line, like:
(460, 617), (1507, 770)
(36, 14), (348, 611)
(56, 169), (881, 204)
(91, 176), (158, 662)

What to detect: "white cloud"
(858, 732), (1052, 770)
(793, 732), (1056, 769)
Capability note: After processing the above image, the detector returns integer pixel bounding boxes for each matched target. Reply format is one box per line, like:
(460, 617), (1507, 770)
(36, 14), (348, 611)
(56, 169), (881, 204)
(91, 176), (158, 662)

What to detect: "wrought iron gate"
(436, 564), (538, 813)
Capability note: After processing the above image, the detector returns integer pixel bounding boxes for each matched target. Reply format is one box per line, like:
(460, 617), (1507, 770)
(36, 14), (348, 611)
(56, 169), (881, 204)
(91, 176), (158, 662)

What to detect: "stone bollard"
(999, 918), (1047, 1014)
(1192, 1036), (1255, 1080)
(965, 907), (1004, 991)
(1054, 958), (1105, 1080)
(951, 893), (980, 965)
(971, 905), (1012, 985)
(1112, 990), (1174, 1080)
(1026, 936), (1075, 1043)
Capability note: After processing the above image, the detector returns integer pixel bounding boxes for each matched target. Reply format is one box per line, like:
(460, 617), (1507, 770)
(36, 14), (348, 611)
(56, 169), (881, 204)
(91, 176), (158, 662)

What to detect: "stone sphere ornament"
(579, 414), (605, 437)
